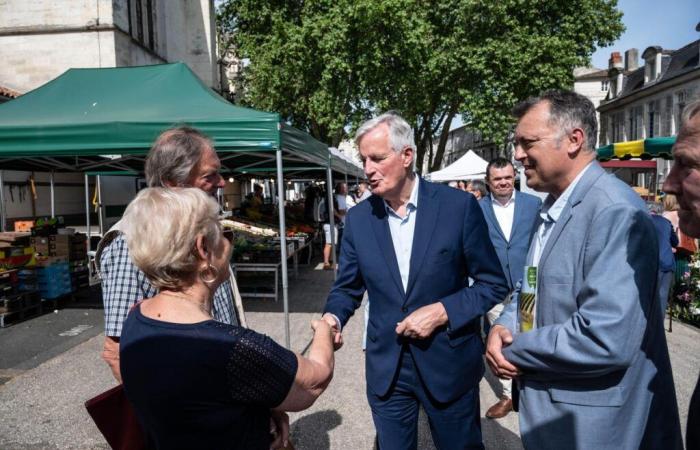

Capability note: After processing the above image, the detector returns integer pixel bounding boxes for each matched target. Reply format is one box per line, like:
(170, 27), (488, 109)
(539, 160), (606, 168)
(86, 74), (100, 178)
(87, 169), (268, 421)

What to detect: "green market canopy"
(0, 62), (362, 178)
(596, 137), (675, 161)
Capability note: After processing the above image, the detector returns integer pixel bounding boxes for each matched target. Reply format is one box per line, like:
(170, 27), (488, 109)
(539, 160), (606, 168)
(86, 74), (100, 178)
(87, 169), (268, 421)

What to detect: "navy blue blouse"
(120, 304), (298, 450)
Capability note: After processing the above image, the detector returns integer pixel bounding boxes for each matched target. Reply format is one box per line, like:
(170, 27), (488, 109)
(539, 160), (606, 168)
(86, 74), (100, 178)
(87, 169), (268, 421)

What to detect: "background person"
(663, 193), (697, 287)
(648, 202), (678, 315)
(320, 189), (339, 270)
(119, 188), (335, 449)
(356, 181), (372, 202)
(467, 179), (488, 200)
(479, 157), (541, 418)
(98, 126), (242, 382)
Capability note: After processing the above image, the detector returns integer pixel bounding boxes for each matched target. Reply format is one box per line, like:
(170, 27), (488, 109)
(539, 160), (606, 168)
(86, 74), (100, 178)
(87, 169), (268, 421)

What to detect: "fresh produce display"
(220, 219), (310, 264)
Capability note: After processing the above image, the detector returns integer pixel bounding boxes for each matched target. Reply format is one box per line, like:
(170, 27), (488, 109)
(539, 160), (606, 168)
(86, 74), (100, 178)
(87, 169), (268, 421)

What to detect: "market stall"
(425, 150), (488, 182)
(0, 62), (362, 344)
(596, 137), (675, 199)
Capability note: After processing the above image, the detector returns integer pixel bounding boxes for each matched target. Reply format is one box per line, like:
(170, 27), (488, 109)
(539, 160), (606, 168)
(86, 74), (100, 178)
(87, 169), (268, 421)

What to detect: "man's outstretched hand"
(486, 325), (521, 379)
(395, 302), (448, 339)
(321, 313), (343, 350)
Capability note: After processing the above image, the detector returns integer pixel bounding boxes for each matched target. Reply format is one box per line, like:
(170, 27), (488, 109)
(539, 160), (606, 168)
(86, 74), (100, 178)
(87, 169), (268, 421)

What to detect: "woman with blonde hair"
(118, 187), (334, 449)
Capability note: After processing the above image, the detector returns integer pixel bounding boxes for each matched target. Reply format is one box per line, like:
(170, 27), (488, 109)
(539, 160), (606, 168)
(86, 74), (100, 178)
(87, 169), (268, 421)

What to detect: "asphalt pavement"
(0, 262), (696, 449)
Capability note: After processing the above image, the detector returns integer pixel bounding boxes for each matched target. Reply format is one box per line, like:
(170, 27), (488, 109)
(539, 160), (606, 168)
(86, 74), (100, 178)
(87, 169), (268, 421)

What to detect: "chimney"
(625, 48), (639, 71)
(609, 52), (623, 70)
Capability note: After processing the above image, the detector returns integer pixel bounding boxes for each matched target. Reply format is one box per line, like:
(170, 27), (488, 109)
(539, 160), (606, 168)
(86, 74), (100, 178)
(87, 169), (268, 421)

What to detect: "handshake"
(312, 314), (344, 350)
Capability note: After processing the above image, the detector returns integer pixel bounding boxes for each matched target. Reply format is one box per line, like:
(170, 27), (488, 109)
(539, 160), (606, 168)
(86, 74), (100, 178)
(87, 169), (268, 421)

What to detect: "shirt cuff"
(328, 313), (342, 332)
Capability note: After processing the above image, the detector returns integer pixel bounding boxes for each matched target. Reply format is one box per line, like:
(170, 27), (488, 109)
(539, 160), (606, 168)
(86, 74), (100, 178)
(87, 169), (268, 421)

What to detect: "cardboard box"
(30, 237), (50, 256)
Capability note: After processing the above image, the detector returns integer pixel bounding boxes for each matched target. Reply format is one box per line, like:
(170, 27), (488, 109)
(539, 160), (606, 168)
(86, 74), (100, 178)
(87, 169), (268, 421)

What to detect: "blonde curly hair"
(121, 187), (221, 289)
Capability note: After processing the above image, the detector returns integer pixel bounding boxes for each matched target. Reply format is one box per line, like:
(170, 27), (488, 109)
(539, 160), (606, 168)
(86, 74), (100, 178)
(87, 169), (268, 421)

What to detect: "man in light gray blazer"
(486, 90), (682, 449)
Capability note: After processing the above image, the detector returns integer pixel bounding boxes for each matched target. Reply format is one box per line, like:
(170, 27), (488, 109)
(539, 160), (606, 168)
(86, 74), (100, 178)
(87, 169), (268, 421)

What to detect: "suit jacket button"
(401, 307), (407, 312)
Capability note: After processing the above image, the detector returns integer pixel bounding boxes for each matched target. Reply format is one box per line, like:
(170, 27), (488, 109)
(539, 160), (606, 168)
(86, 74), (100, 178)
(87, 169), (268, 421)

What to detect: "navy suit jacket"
(323, 178), (509, 403)
(479, 191), (542, 290)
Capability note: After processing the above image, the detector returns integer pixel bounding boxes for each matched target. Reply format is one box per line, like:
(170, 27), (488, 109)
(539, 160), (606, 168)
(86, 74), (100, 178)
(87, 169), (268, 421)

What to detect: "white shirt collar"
(491, 190), (516, 207)
(385, 175), (420, 214)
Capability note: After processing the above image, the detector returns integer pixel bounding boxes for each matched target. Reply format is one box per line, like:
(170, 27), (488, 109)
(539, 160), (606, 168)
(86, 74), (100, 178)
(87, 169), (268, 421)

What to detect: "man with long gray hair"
(98, 126), (243, 382)
(322, 111), (508, 449)
(662, 94), (700, 449)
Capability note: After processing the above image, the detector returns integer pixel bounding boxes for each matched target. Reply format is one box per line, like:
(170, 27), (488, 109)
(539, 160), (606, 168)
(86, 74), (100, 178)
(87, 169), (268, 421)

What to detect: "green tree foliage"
(218, 0), (623, 173)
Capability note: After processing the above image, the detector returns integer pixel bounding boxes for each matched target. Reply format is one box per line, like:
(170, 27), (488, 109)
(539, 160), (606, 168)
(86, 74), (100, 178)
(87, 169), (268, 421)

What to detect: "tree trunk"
(429, 104), (458, 172)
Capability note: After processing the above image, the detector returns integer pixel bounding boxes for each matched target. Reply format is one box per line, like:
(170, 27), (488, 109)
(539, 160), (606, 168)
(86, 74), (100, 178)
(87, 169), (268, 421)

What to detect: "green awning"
(0, 62), (363, 178)
(597, 137), (675, 161)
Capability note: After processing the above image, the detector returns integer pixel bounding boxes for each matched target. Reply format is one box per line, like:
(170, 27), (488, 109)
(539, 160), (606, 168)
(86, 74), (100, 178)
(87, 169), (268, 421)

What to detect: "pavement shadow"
(289, 409), (342, 449)
(482, 418), (524, 450)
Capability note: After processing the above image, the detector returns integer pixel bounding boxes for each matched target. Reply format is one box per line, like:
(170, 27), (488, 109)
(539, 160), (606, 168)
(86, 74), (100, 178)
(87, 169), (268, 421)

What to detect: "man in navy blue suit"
(322, 112), (509, 449)
(479, 157), (541, 418)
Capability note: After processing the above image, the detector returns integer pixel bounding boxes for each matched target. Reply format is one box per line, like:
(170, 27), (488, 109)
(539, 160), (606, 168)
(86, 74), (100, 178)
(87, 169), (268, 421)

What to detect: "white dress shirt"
(385, 177), (420, 292)
(491, 191), (516, 242)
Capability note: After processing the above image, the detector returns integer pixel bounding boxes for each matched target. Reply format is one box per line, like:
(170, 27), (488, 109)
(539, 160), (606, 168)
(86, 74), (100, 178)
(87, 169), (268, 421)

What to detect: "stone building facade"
(0, 0), (219, 94)
(598, 40), (700, 147)
(437, 125), (498, 169)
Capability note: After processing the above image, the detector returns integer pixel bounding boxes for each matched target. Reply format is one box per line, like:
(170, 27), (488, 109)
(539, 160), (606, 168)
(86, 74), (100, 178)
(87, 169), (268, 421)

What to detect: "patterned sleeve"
(225, 327), (298, 408)
(101, 234), (157, 337)
(212, 270), (237, 326)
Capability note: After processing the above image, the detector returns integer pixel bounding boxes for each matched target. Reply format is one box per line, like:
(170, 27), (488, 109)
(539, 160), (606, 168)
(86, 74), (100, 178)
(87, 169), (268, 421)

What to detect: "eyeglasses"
(223, 229), (234, 244)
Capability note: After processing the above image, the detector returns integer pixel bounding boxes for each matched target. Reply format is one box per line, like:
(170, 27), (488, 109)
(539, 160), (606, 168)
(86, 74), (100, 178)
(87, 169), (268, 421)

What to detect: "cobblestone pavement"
(0, 263), (696, 449)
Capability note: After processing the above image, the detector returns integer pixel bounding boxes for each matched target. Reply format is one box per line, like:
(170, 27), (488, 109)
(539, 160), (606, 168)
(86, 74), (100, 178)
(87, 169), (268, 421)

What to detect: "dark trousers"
(658, 270), (673, 315)
(367, 348), (484, 450)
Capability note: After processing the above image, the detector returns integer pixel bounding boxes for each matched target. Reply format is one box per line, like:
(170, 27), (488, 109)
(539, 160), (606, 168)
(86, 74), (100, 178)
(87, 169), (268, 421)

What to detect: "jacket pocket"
(548, 385), (623, 407)
(447, 331), (477, 348)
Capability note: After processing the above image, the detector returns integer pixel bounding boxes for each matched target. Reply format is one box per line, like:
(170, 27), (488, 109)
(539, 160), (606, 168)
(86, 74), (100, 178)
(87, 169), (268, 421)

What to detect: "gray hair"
(355, 111), (416, 153)
(469, 179), (488, 198)
(512, 89), (598, 151)
(145, 126), (213, 188)
(681, 94), (700, 127)
(121, 187), (222, 290)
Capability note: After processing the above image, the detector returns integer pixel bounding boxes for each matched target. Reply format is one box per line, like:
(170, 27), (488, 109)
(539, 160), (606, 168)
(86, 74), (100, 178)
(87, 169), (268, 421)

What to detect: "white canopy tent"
(426, 150), (488, 182)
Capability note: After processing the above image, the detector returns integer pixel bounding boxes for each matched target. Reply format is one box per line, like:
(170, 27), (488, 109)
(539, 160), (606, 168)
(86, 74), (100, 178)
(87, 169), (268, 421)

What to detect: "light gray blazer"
(496, 162), (682, 450)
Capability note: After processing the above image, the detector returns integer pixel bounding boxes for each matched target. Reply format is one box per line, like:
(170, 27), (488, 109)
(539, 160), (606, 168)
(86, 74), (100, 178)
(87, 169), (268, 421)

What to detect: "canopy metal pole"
(0, 171), (6, 232)
(326, 163), (337, 280)
(276, 149), (291, 349)
(50, 171), (55, 218)
(97, 175), (104, 237)
(84, 174), (91, 250)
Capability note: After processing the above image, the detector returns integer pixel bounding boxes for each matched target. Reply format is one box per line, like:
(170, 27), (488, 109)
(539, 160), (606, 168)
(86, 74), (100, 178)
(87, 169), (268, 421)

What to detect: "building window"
(676, 90), (688, 133)
(648, 100), (660, 138)
(601, 80), (609, 92)
(128, 0), (156, 51)
(629, 106), (644, 140)
(612, 112), (625, 142)
(663, 96), (673, 136)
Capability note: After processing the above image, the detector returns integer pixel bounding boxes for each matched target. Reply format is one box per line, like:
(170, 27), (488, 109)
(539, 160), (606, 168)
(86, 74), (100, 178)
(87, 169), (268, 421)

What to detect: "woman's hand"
(269, 410), (290, 449)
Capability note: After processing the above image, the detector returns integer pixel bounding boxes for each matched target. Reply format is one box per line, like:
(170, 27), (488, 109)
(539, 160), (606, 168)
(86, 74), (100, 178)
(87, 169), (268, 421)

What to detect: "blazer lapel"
(405, 179), (439, 298)
(483, 198), (507, 241)
(368, 195), (405, 296)
(538, 163), (606, 268)
(509, 192), (524, 241)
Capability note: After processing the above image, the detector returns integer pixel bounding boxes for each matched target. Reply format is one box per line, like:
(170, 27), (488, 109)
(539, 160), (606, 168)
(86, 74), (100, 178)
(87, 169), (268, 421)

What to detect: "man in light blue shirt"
(323, 112), (508, 449)
(486, 90), (681, 450)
